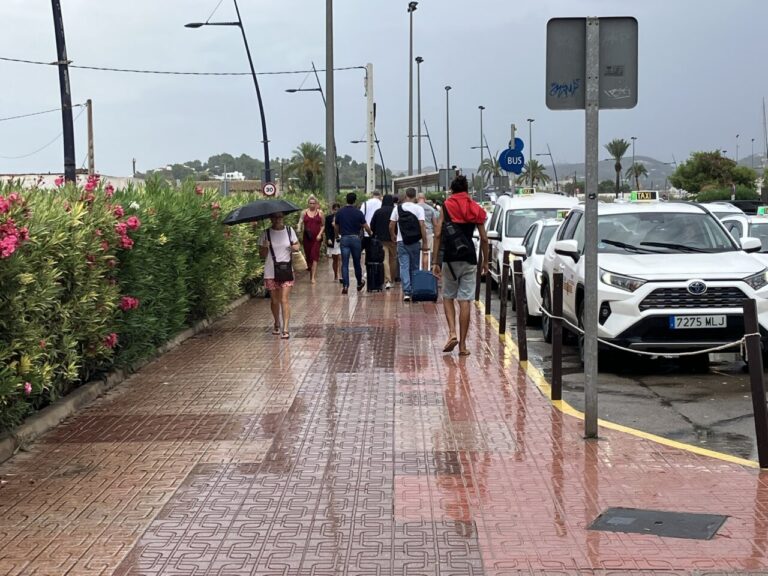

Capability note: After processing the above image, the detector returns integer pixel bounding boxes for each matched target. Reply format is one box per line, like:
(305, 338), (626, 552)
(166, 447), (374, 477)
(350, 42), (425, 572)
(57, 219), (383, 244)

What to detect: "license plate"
(669, 315), (726, 329)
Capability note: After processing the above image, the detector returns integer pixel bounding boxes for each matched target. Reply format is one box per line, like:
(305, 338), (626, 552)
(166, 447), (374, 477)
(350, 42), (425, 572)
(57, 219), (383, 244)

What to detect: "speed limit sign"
(263, 182), (277, 196)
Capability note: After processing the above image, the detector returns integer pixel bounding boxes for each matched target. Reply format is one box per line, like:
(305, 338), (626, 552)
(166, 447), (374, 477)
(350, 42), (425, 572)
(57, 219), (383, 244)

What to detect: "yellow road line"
(476, 301), (760, 469)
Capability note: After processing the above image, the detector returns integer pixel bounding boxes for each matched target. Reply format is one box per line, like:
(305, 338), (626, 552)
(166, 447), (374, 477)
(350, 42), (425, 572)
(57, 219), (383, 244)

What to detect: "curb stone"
(0, 294), (251, 466)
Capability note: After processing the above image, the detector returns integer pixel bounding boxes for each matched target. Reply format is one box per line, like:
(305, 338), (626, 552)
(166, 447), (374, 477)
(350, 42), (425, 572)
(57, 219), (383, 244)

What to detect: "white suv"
(539, 201), (768, 361)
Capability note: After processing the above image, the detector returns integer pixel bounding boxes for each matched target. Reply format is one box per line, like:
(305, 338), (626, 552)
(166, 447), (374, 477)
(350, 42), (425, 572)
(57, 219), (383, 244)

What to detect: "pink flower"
(104, 333), (118, 349)
(18, 227), (29, 241)
(120, 296), (140, 311)
(0, 197), (8, 214)
(0, 235), (19, 258)
(54, 176), (65, 187)
(195, 186), (204, 196)
(113, 205), (125, 218)
(7, 193), (19, 204)
(84, 180), (97, 193)
(23, 382), (32, 396)
(125, 216), (140, 231)
(119, 235), (134, 250)
(100, 240), (110, 252)
(114, 222), (128, 235)
(211, 202), (220, 210)
(39, 340), (46, 349)
(104, 184), (115, 198)
(94, 228), (103, 237)
(83, 192), (95, 204)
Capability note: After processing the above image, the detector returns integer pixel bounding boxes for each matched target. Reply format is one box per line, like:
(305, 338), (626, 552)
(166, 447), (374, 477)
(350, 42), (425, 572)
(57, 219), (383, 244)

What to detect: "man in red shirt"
(432, 175), (489, 356)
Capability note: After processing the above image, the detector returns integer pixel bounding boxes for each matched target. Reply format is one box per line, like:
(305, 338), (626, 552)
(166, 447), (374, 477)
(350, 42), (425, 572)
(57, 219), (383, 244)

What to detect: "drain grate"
(589, 507), (727, 540)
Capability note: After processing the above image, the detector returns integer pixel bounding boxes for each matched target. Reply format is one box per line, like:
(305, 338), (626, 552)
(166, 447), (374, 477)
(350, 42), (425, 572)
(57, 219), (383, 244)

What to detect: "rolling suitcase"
(366, 238), (385, 264)
(366, 262), (385, 292)
(411, 251), (438, 302)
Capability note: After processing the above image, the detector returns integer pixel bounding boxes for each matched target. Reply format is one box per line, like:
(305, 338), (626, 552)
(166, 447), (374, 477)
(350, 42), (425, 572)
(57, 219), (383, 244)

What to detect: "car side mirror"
(741, 237), (762, 253)
(554, 239), (580, 262)
(509, 245), (527, 260)
(487, 230), (500, 241)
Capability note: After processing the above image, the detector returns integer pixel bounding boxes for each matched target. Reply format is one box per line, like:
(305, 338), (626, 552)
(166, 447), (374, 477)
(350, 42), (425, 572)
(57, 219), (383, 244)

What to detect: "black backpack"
(442, 207), (474, 261)
(397, 205), (422, 245)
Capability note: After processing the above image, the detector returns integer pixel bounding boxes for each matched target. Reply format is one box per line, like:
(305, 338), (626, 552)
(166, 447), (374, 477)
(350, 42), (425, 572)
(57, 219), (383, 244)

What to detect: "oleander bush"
(0, 175), (263, 431)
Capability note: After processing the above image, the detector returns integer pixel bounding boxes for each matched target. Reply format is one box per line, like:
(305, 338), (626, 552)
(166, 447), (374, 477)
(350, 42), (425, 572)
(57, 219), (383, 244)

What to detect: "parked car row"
(483, 191), (768, 366)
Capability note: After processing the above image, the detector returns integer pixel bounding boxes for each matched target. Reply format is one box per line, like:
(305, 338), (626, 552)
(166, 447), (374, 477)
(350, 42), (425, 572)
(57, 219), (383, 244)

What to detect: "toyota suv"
(539, 200), (768, 363)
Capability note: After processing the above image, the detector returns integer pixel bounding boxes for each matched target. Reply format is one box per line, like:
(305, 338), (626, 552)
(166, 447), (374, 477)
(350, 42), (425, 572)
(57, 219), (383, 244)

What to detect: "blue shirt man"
(334, 192), (372, 294)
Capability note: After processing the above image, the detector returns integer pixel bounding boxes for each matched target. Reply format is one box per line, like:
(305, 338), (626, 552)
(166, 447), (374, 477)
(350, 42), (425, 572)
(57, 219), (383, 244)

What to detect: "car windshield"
(591, 212), (737, 254)
(536, 225), (558, 254)
(505, 209), (564, 238)
(749, 223), (768, 252)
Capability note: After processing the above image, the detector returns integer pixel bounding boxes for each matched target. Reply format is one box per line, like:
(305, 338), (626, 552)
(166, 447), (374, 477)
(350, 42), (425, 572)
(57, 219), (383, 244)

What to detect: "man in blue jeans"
(389, 187), (428, 301)
(334, 192), (372, 295)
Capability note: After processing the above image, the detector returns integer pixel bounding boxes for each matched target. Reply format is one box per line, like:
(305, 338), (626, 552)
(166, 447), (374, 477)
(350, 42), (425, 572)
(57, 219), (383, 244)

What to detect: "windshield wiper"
(640, 241), (711, 253)
(600, 239), (658, 253)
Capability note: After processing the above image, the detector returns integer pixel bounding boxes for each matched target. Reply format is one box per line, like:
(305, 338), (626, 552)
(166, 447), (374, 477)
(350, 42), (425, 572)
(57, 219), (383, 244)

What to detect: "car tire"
(541, 282), (553, 343)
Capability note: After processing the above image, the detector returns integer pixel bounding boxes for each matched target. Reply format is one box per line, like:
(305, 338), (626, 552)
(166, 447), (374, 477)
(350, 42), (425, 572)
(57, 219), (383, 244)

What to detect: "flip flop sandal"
(442, 337), (459, 353)
(281, 331), (290, 340)
(272, 326), (281, 335)
(458, 350), (471, 357)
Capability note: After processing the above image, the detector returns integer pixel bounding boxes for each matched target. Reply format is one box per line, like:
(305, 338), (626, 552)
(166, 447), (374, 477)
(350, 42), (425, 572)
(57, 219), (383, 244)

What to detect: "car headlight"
(534, 269), (544, 286)
(600, 268), (646, 292)
(743, 269), (768, 290)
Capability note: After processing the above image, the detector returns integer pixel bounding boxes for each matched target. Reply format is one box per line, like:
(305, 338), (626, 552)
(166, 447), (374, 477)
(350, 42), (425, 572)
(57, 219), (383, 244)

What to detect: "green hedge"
(0, 175), (263, 431)
(693, 186), (760, 203)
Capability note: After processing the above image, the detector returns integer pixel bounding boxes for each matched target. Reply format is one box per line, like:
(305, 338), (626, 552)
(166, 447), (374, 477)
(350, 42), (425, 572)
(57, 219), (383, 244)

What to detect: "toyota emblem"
(687, 280), (707, 295)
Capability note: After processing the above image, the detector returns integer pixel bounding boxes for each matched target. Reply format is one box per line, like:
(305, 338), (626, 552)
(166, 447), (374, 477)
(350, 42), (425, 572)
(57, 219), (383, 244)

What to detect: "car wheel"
(541, 283), (552, 343)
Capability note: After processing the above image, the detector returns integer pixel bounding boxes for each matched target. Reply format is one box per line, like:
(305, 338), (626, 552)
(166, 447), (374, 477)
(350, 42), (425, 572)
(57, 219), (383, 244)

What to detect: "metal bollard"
(552, 272), (564, 401)
(513, 258), (527, 362)
(499, 251), (510, 334)
(485, 255), (493, 313)
(475, 249), (483, 302)
(743, 298), (768, 468)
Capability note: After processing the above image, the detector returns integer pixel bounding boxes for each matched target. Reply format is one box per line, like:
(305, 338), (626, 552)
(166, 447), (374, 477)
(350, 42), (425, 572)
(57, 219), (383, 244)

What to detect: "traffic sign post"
(546, 16), (637, 439)
(263, 182), (277, 197)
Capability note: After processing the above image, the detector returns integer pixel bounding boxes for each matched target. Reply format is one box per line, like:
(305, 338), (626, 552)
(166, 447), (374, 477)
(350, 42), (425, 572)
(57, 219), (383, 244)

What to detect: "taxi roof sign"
(629, 190), (658, 202)
(516, 187), (536, 196)
(758, 206), (768, 216)
(556, 209), (570, 219)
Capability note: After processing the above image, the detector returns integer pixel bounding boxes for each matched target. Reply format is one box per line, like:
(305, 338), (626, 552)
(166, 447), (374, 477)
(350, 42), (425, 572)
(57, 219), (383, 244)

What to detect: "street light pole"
(185, 0), (272, 184)
(445, 85), (451, 185)
(526, 118), (534, 187)
(51, 0), (76, 183)
(752, 137), (756, 169)
(479, 106), (485, 167)
(416, 56), (423, 176)
(536, 143), (559, 192)
(736, 133), (740, 164)
(407, 2), (418, 176)
(325, 0), (336, 203)
(630, 135), (637, 189)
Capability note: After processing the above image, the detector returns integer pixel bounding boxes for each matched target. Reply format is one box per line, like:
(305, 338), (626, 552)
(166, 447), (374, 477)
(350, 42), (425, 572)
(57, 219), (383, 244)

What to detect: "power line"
(0, 103), (85, 123)
(0, 56), (365, 77)
(0, 105), (87, 160)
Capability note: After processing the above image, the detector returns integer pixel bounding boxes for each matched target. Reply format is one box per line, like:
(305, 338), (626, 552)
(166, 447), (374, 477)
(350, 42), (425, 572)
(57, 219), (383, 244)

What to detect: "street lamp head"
(415, 56), (424, 64)
(285, 89), (298, 93)
(408, 1), (418, 11)
(445, 85), (451, 91)
(479, 105), (485, 111)
(527, 118), (534, 123)
(184, 22), (204, 28)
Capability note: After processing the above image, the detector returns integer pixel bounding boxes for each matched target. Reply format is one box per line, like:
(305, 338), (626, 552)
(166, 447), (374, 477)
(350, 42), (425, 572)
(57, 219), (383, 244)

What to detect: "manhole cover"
(589, 507), (727, 540)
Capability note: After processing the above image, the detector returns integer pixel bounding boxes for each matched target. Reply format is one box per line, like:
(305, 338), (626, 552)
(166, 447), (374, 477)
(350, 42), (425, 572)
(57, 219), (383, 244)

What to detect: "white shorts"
(327, 241), (341, 256)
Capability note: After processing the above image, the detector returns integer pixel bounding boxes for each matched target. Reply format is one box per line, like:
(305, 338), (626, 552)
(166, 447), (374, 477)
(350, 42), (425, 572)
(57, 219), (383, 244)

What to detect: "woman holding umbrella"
(259, 212), (301, 339)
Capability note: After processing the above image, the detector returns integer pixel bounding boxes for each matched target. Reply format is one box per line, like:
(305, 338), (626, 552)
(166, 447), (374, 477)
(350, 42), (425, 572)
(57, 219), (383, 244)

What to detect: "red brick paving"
(0, 271), (766, 575)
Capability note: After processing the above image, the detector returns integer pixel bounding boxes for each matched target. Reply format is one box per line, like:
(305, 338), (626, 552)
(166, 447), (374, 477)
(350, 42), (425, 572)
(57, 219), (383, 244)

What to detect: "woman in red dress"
(298, 195), (324, 283)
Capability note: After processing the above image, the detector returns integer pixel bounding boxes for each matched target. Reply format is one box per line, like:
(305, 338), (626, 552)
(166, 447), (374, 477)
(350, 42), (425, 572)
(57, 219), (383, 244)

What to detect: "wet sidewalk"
(1, 272), (767, 575)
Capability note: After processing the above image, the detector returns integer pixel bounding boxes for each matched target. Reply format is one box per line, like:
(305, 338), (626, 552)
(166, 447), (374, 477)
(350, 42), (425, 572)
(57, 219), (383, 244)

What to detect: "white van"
(484, 190), (578, 288)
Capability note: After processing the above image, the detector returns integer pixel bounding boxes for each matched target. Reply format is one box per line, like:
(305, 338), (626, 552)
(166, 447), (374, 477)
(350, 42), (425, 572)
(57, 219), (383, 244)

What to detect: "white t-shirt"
(389, 202), (425, 242)
(360, 197), (382, 237)
(259, 227), (297, 279)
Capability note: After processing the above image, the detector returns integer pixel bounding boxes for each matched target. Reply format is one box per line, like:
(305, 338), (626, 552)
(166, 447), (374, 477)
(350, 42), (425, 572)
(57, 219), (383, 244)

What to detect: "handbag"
(267, 228), (294, 282)
(292, 249), (308, 271)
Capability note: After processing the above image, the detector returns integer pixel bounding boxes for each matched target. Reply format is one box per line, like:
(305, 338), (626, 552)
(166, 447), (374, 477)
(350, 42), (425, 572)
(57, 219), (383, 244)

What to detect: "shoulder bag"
(267, 228), (294, 282)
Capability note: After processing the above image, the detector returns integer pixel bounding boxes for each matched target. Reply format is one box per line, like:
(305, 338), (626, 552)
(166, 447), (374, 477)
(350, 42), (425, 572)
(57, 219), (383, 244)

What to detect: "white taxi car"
(721, 210), (768, 267)
(701, 201), (745, 220)
(539, 195), (768, 362)
(510, 218), (563, 320)
(484, 189), (578, 289)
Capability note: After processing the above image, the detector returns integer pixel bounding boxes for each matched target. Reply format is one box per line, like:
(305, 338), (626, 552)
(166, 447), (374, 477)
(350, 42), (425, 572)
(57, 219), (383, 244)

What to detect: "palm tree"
(477, 154), (502, 188)
(625, 162), (649, 189)
(290, 142), (325, 192)
(604, 138), (630, 197)
(519, 159), (551, 187)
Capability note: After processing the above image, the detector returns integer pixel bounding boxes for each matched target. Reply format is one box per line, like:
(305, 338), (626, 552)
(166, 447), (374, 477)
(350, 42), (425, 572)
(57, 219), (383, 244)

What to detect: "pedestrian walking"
(325, 203), (341, 282)
(389, 187), (428, 302)
(417, 191), (438, 269)
(432, 175), (489, 355)
(259, 212), (301, 339)
(359, 190), (382, 258)
(298, 195), (324, 284)
(370, 195), (398, 289)
(334, 192), (372, 295)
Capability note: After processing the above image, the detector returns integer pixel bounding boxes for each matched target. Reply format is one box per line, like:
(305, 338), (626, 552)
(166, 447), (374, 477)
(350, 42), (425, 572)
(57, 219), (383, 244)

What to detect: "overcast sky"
(1, 0), (766, 177)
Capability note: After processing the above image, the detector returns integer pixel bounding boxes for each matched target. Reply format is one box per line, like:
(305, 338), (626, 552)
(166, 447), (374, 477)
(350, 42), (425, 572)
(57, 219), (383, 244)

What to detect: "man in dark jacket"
(432, 175), (489, 356)
(370, 195), (397, 289)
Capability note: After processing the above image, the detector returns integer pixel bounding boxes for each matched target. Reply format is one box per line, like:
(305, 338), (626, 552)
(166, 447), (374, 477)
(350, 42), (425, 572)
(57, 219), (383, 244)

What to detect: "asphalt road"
(483, 280), (763, 462)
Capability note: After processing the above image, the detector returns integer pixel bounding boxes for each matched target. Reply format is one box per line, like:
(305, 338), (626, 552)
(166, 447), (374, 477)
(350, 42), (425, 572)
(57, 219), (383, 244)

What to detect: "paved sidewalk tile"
(0, 273), (767, 575)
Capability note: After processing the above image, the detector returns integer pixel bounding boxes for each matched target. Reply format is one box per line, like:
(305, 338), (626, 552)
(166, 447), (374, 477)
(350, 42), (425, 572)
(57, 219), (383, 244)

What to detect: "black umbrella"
(222, 199), (301, 226)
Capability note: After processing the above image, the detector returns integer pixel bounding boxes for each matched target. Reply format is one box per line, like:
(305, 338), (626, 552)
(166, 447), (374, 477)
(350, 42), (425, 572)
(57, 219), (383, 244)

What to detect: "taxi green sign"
(630, 190), (657, 202)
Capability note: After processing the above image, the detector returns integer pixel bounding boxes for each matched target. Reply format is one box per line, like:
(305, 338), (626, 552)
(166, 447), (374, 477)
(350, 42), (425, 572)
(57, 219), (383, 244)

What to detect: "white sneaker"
(385, 282), (392, 289)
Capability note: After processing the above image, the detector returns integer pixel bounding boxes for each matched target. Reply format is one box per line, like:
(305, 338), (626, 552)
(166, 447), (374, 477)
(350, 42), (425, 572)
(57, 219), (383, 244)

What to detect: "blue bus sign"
(499, 138), (525, 174)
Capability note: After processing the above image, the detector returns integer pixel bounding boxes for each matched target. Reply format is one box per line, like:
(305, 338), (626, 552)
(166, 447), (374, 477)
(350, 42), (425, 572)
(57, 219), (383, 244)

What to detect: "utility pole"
(407, 2), (418, 176)
(132, 158), (136, 177)
(325, 0), (336, 204)
(86, 99), (95, 175)
(51, 0), (76, 183)
(365, 63), (376, 194)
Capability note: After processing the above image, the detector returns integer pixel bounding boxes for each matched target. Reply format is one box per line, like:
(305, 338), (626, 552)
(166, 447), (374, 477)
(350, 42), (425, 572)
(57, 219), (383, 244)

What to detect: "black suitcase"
(366, 238), (385, 264)
(366, 262), (385, 292)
